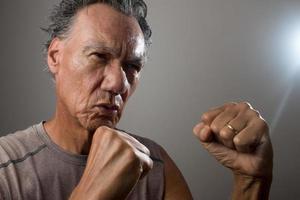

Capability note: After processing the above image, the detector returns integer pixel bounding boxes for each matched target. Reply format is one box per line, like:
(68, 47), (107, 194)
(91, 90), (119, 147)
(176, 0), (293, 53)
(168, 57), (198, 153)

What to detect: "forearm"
(231, 173), (272, 200)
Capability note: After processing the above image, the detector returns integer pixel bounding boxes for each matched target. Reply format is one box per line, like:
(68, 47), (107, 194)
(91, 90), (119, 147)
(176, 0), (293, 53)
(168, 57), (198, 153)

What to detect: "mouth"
(93, 103), (120, 116)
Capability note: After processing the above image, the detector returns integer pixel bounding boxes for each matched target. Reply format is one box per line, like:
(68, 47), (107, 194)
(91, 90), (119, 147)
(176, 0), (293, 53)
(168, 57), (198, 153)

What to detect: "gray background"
(0, 0), (299, 199)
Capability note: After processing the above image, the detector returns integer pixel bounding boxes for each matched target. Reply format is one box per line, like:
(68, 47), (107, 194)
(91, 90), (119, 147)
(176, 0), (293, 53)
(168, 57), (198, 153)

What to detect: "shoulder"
(0, 123), (46, 166)
(0, 123), (49, 199)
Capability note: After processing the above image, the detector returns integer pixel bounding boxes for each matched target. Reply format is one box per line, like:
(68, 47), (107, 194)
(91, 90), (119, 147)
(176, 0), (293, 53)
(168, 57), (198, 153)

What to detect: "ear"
(47, 37), (62, 76)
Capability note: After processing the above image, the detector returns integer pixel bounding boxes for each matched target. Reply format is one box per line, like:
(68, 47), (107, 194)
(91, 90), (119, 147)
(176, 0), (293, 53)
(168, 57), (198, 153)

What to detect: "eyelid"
(91, 52), (111, 62)
(92, 52), (107, 58)
(89, 50), (144, 71)
(126, 62), (143, 72)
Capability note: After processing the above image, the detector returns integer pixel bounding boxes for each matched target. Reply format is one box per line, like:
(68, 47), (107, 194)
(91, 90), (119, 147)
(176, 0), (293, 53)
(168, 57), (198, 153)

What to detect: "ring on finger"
(226, 123), (239, 134)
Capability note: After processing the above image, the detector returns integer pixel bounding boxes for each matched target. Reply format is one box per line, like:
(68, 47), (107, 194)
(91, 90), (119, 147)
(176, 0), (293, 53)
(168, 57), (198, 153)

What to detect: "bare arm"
(160, 147), (193, 200)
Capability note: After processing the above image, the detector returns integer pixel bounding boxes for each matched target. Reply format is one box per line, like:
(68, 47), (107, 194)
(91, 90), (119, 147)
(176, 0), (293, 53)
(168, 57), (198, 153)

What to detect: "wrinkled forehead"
(73, 3), (146, 58)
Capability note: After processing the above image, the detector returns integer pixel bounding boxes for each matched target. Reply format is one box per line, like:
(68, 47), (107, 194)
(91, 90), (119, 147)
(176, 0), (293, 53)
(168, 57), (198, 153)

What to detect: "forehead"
(70, 3), (146, 57)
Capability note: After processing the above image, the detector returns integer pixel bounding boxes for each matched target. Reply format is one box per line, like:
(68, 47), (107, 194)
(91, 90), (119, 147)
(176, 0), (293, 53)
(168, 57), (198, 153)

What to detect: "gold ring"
(226, 124), (238, 134)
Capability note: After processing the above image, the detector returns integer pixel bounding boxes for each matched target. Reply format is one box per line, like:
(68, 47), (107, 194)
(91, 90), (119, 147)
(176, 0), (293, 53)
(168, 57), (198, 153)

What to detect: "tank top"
(0, 122), (165, 200)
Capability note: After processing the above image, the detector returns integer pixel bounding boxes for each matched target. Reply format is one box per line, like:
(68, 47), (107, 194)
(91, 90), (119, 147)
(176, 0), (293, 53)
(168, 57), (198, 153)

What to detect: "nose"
(101, 61), (129, 95)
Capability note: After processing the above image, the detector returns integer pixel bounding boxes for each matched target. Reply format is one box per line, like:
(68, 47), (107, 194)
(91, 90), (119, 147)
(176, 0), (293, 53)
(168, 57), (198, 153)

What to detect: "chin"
(85, 116), (119, 132)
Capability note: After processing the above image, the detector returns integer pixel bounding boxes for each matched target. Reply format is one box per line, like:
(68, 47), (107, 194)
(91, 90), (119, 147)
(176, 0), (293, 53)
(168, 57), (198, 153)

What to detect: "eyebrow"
(83, 42), (146, 64)
(82, 43), (119, 56)
(126, 56), (146, 67)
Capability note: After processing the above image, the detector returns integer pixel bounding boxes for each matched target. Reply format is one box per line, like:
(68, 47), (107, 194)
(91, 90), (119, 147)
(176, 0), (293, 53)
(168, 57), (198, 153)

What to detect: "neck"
(44, 102), (93, 155)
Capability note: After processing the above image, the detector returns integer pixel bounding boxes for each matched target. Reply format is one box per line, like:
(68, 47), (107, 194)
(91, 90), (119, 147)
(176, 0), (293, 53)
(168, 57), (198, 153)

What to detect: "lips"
(93, 103), (120, 116)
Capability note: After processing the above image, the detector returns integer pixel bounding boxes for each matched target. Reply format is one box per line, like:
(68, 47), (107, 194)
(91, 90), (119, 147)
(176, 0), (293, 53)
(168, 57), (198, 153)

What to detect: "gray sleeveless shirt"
(0, 123), (165, 200)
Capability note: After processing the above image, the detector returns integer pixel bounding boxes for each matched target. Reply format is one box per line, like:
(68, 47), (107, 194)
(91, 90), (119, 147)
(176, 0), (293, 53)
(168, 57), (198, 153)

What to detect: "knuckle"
(252, 118), (269, 133)
(225, 102), (237, 107)
(112, 133), (131, 149)
(143, 155), (153, 171)
(144, 146), (151, 156)
(260, 120), (269, 133)
(233, 136), (244, 147)
(258, 114), (267, 123)
(210, 123), (219, 133)
(148, 157), (154, 168)
(105, 130), (119, 140)
(124, 147), (138, 162)
(239, 101), (252, 110)
(224, 102), (237, 110)
(220, 129), (232, 140)
(247, 109), (260, 118)
(224, 106), (238, 116)
(224, 106), (233, 112)
(253, 109), (260, 117)
(116, 136), (127, 147)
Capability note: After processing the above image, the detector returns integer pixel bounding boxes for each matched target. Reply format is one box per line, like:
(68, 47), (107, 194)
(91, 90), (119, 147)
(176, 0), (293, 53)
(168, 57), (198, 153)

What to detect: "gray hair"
(43, 0), (152, 51)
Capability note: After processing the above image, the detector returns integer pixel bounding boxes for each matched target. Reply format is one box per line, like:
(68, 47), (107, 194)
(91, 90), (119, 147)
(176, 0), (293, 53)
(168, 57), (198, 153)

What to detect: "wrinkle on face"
(55, 3), (146, 130)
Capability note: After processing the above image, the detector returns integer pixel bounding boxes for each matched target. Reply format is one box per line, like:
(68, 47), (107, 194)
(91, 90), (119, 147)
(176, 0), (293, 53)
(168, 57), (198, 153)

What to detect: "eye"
(124, 63), (142, 73)
(91, 53), (109, 64)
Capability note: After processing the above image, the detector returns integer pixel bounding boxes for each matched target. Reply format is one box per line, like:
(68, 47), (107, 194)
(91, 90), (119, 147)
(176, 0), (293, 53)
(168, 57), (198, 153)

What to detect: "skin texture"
(193, 102), (273, 199)
(69, 127), (153, 199)
(45, 4), (145, 154)
(45, 3), (192, 199)
(43, 2), (272, 200)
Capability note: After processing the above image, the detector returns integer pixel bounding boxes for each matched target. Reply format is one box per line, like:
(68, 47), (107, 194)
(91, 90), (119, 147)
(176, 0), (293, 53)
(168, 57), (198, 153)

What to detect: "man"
(0, 0), (273, 199)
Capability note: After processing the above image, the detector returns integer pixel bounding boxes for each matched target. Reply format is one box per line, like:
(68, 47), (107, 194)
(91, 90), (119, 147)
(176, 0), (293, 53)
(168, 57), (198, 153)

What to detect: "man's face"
(51, 4), (146, 131)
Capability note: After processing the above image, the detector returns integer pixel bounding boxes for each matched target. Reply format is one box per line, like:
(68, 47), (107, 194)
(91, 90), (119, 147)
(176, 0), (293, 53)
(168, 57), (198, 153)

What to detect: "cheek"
(57, 57), (102, 113)
(57, 70), (87, 113)
(71, 70), (105, 110)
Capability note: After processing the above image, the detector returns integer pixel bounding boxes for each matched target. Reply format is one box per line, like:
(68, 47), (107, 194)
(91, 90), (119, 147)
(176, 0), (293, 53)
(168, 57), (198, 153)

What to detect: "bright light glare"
(286, 28), (300, 70)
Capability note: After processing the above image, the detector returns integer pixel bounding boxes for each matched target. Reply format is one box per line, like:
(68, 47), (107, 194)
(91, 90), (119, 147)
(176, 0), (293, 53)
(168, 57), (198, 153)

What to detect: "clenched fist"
(69, 126), (153, 200)
(193, 102), (273, 199)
